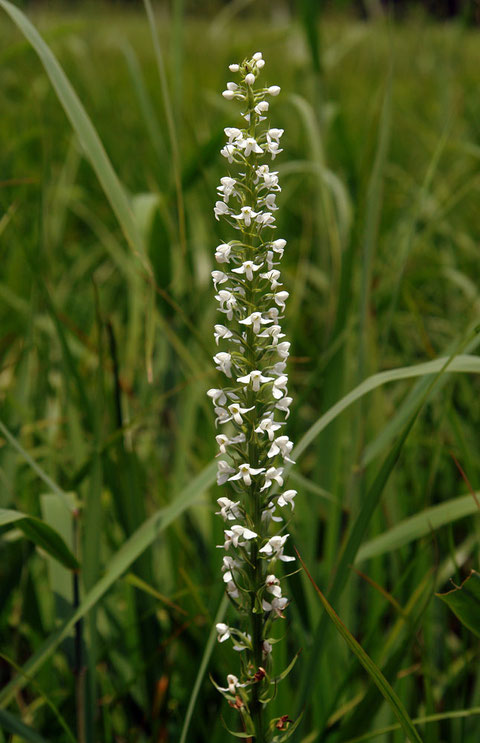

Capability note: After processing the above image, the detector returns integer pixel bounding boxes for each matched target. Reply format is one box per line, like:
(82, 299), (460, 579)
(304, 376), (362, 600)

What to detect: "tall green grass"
(0, 2), (480, 742)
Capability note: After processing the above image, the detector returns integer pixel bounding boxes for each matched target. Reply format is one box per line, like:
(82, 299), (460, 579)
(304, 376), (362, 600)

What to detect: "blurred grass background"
(1, 1), (480, 741)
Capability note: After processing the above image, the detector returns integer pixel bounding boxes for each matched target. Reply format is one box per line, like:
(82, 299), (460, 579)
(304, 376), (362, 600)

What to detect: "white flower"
(220, 143), (236, 161)
(215, 243), (232, 263)
(263, 193), (278, 211)
(261, 502), (283, 525)
(215, 434), (230, 454)
(260, 269), (282, 289)
(214, 324), (233, 345)
(233, 206), (258, 227)
(264, 251), (276, 271)
(216, 623), (231, 642)
(226, 580), (239, 598)
(262, 596), (289, 616)
(211, 270), (228, 289)
(270, 241), (285, 263)
(229, 463), (266, 487)
(239, 311), (272, 334)
(231, 260), (263, 281)
(222, 555), (240, 574)
(261, 466), (284, 491)
(215, 406), (230, 426)
(216, 497), (242, 521)
(259, 534), (295, 562)
(237, 370), (274, 392)
(267, 128), (284, 143)
(256, 165), (280, 190)
(274, 292), (289, 310)
(257, 324), (285, 345)
(268, 435), (295, 463)
(265, 306), (280, 322)
(223, 524), (258, 549)
(255, 417), (285, 441)
(221, 674), (244, 695)
(207, 388), (227, 406)
(255, 100), (269, 116)
(217, 460), (236, 485)
(224, 127), (243, 143)
(238, 137), (263, 156)
(227, 403), (254, 425)
(216, 432), (245, 454)
(256, 211), (276, 227)
(214, 200), (230, 220)
(265, 574), (282, 598)
(213, 57), (294, 640)
(272, 375), (288, 399)
(215, 289), (238, 320)
(277, 490), (297, 509)
(276, 341), (290, 359)
(217, 176), (237, 201)
(265, 141), (283, 159)
(213, 351), (232, 377)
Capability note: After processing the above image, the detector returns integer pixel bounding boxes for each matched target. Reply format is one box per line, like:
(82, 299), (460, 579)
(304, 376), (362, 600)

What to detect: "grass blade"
(296, 549), (423, 743)
(0, 508), (79, 570)
(179, 594), (229, 743)
(0, 419), (73, 509)
(295, 344), (466, 725)
(0, 0), (149, 273)
(143, 0), (186, 254)
(292, 354), (480, 463)
(0, 460), (217, 707)
(343, 707), (480, 743)
(0, 709), (49, 743)
(356, 493), (480, 563)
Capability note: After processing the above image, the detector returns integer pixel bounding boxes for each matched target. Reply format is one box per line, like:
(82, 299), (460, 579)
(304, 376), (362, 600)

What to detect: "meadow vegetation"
(0, 2), (480, 741)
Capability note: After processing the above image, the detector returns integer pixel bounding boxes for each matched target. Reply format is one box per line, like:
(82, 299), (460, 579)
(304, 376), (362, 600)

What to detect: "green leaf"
(220, 723), (253, 739)
(0, 508), (79, 571)
(296, 550), (423, 743)
(0, 709), (49, 743)
(0, 0), (149, 273)
(292, 354), (480, 463)
(179, 594), (229, 743)
(270, 650), (301, 685)
(356, 493), (480, 563)
(437, 570), (480, 638)
(0, 460), (217, 707)
(343, 706), (480, 743)
(0, 419), (74, 510)
(40, 493), (76, 611)
(295, 346), (463, 724)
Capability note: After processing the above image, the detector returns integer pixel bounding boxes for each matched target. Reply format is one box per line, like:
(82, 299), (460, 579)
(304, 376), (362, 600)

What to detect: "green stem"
(244, 82), (266, 743)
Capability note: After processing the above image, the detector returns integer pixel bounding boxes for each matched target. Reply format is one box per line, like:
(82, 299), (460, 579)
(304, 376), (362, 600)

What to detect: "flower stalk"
(209, 52), (298, 741)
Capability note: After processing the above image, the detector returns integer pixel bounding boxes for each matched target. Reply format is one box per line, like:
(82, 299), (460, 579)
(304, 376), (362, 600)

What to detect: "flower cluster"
(208, 52), (297, 740)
